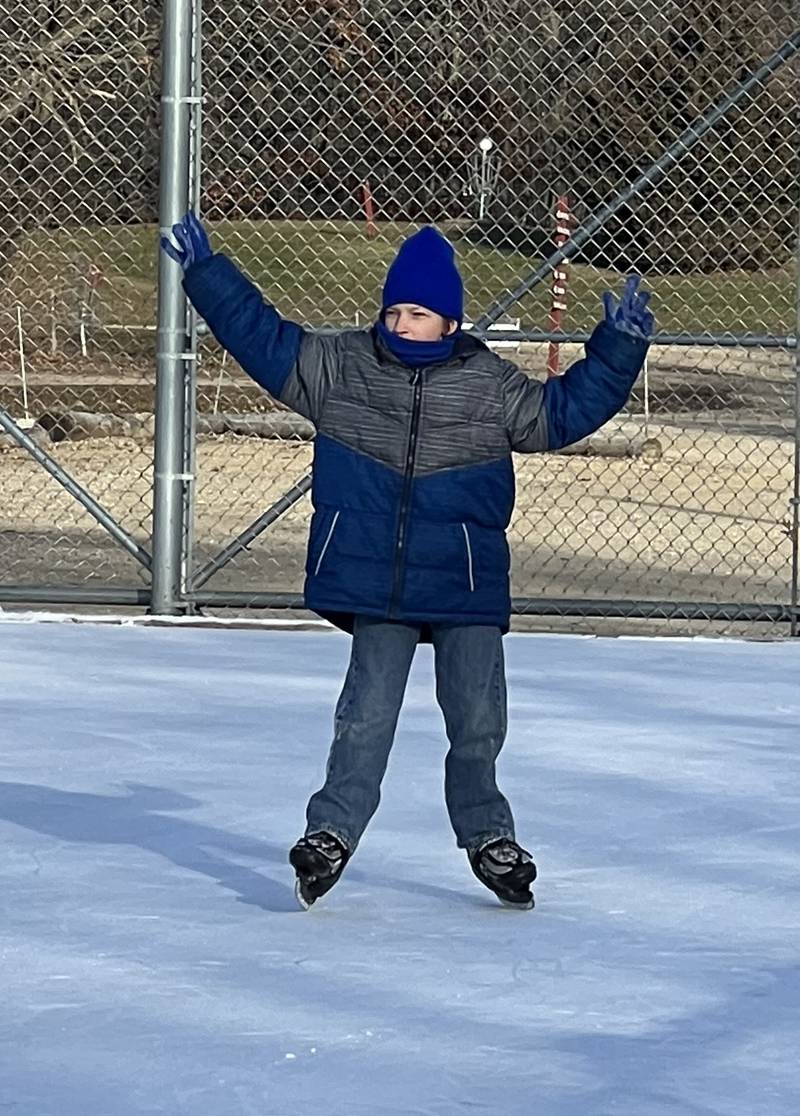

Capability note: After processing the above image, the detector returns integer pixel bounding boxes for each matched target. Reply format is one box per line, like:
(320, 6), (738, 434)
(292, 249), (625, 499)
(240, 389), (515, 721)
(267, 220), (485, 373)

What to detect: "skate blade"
(295, 878), (315, 910)
(498, 894), (535, 911)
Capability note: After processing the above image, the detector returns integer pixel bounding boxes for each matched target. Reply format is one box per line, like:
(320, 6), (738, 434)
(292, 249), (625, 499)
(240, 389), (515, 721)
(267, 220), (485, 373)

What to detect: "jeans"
(305, 616), (515, 852)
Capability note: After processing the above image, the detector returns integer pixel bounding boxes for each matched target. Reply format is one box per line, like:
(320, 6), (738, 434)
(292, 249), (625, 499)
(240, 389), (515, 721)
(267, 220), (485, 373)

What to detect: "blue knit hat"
(381, 226), (464, 326)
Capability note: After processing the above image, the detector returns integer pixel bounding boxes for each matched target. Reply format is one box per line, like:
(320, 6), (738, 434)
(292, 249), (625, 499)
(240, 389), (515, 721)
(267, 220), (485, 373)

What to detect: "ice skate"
(469, 837), (536, 909)
(290, 831), (349, 909)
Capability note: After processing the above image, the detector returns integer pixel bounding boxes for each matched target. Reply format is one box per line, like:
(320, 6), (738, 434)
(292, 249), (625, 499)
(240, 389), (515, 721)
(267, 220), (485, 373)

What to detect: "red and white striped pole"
(361, 180), (377, 238)
(547, 193), (572, 377)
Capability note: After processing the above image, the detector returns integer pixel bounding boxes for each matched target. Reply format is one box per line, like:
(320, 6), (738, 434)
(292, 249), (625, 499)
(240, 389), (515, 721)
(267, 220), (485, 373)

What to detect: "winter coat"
(183, 255), (649, 633)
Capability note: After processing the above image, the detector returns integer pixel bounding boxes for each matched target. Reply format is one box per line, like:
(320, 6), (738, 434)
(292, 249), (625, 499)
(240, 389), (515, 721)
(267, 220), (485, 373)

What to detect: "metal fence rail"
(0, 1), (798, 636)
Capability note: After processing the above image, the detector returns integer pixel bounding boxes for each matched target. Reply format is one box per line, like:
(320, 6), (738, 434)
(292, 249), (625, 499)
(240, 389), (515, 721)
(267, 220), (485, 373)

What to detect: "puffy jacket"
(184, 255), (649, 633)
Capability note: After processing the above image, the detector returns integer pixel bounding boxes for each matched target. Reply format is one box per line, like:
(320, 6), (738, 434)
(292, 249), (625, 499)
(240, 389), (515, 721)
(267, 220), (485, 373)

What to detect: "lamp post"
(477, 136), (494, 221)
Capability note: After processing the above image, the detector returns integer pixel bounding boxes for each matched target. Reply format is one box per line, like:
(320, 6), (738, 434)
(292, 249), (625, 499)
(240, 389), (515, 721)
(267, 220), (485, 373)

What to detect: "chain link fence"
(1, 1), (799, 634)
(0, 1), (159, 601)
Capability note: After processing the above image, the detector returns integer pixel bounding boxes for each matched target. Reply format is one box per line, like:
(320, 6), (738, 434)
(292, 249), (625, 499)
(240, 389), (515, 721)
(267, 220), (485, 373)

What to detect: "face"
(384, 303), (457, 342)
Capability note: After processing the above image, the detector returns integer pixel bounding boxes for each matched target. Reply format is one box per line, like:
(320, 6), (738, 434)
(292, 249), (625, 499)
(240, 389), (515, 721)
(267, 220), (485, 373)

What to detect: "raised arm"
(161, 213), (341, 426)
(503, 275), (653, 453)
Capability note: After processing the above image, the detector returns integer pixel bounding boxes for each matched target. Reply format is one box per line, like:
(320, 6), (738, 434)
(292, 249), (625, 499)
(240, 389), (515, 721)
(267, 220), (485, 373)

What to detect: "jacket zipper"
(389, 368), (423, 614)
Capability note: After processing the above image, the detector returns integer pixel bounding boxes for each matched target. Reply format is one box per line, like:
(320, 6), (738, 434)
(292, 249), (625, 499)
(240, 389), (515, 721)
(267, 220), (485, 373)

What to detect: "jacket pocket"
(314, 509), (340, 575)
(461, 523), (475, 592)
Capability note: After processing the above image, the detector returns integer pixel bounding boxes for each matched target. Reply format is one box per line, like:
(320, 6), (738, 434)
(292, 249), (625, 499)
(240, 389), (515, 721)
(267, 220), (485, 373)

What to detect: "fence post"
(792, 183), (800, 638)
(152, 0), (195, 615)
(181, 0), (204, 606)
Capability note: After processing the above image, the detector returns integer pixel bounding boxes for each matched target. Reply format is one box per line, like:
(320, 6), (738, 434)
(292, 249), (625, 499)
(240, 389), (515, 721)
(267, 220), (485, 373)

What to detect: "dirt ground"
(0, 342), (797, 637)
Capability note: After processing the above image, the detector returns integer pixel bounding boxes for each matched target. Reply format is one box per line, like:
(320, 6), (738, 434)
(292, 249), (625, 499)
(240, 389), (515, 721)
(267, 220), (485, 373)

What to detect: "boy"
(162, 216), (653, 910)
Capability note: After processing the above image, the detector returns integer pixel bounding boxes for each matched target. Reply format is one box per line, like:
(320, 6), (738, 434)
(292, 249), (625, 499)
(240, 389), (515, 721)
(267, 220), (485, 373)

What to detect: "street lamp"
(477, 137), (495, 221)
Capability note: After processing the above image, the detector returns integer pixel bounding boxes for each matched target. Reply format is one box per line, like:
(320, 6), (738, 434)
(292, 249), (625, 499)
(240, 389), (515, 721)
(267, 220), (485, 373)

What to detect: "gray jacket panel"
(285, 329), (548, 475)
(280, 330), (344, 426)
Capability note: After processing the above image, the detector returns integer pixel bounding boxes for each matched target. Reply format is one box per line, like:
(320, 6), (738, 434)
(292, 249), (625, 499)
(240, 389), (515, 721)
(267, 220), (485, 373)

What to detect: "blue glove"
(160, 211), (212, 270)
(602, 275), (653, 340)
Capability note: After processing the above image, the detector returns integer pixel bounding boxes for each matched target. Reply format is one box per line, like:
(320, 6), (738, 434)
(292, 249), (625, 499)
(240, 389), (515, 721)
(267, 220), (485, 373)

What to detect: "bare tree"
(0, 2), (160, 276)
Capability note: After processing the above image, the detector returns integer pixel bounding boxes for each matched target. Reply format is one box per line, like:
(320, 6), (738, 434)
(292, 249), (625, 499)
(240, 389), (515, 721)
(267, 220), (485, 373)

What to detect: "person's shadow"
(0, 780), (480, 912)
(0, 781), (300, 912)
